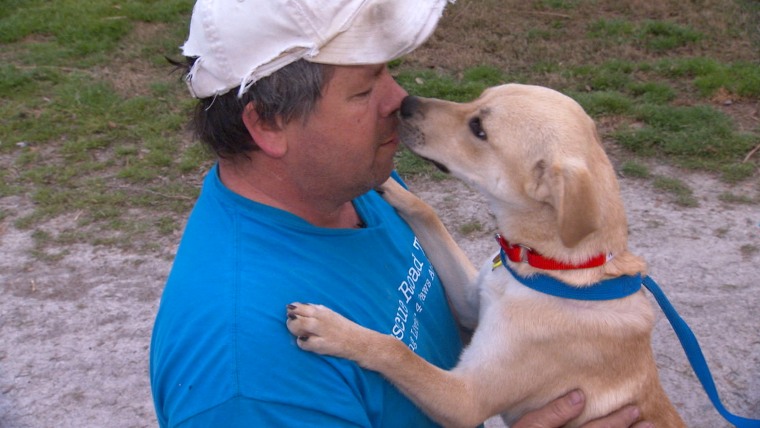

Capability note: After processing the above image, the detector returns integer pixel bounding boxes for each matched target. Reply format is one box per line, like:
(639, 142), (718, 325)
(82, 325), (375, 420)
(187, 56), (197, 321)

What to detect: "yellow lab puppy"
(287, 84), (685, 427)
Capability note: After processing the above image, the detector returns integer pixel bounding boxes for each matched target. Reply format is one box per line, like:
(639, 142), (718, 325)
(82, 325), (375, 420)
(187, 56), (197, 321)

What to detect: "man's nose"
(380, 72), (409, 117)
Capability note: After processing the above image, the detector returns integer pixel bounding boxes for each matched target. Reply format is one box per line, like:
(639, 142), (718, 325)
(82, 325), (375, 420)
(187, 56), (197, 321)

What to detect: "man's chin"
(371, 161), (396, 189)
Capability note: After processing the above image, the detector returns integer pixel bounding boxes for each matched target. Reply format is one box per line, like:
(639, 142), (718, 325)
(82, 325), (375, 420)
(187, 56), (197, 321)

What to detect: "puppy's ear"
(552, 162), (601, 247)
(532, 160), (601, 248)
(242, 102), (288, 158)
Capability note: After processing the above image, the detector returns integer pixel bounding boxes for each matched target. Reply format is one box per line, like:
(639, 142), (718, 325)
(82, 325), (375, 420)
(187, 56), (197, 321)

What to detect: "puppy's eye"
(469, 117), (487, 140)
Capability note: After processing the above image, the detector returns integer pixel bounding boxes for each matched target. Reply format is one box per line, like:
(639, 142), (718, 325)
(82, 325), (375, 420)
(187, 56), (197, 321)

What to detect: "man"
(150, 0), (652, 426)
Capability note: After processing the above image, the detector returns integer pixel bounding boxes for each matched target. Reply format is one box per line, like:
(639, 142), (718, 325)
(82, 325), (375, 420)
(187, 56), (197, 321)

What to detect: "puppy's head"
(399, 84), (624, 251)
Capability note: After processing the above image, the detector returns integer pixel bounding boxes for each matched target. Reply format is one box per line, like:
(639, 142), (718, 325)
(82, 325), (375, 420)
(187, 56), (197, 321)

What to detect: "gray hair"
(190, 59), (334, 159)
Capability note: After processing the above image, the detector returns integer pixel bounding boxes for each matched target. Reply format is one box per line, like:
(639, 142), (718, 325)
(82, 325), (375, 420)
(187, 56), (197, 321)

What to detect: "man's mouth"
(381, 134), (399, 146)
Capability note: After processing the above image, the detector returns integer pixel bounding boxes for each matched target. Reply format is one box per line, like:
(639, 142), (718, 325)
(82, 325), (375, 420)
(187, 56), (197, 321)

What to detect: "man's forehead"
(335, 63), (385, 77)
(323, 64), (386, 92)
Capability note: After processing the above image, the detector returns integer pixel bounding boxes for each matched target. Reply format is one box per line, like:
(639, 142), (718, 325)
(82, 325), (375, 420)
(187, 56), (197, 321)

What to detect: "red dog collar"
(496, 234), (610, 270)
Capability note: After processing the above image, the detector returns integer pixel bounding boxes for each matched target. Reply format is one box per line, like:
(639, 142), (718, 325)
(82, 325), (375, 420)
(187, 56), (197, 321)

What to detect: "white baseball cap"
(182, 0), (454, 98)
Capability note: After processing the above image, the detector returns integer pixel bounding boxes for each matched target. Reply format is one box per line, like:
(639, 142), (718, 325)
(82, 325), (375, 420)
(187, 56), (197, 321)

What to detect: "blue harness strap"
(642, 276), (760, 428)
(500, 248), (760, 426)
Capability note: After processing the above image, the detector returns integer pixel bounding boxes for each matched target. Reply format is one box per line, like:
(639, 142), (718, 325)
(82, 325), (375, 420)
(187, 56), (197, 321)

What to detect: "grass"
(620, 161), (650, 179)
(718, 192), (756, 204)
(1, 0), (201, 257)
(459, 221), (485, 235)
(653, 176), (699, 207)
(394, 64), (516, 101)
(740, 244), (759, 258)
(1, 0), (759, 257)
(613, 104), (756, 181)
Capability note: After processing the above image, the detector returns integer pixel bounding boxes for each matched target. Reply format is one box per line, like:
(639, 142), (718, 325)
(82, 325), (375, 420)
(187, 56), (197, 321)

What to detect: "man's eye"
(469, 117), (487, 140)
(354, 89), (372, 98)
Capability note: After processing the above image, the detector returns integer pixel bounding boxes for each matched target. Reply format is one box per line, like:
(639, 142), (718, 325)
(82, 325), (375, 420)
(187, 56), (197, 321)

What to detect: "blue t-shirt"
(150, 166), (463, 427)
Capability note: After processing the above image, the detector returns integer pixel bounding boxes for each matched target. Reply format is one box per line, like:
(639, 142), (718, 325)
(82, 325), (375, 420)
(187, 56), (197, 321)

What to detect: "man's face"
(281, 64), (408, 200)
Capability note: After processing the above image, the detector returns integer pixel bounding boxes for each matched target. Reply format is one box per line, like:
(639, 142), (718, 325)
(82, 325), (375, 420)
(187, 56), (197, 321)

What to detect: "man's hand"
(511, 390), (653, 428)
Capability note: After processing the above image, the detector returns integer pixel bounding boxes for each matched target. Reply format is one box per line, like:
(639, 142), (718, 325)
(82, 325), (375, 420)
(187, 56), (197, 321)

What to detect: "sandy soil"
(1, 164), (758, 427)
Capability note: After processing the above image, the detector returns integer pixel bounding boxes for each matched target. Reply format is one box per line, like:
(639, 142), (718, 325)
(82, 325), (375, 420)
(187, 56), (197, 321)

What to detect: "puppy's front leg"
(286, 303), (403, 364)
(378, 178), (480, 327)
(286, 303), (488, 428)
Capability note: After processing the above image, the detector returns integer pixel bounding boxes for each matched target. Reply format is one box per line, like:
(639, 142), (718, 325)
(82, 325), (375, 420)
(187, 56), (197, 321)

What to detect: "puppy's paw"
(376, 178), (419, 212)
(377, 178), (440, 226)
(286, 303), (374, 361)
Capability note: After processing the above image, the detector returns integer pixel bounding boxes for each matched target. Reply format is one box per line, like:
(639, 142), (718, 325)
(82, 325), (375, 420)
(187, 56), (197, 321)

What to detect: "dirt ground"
(1, 159), (759, 427)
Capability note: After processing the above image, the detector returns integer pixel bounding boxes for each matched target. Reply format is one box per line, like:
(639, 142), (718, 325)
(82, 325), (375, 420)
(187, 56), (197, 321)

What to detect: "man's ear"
(242, 102), (288, 158)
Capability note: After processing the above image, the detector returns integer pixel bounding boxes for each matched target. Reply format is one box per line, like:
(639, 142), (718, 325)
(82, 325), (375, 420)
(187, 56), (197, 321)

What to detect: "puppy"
(287, 84), (685, 427)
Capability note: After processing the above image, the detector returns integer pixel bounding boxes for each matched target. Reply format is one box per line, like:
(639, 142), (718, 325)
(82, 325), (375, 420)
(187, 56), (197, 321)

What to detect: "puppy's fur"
(287, 84), (685, 427)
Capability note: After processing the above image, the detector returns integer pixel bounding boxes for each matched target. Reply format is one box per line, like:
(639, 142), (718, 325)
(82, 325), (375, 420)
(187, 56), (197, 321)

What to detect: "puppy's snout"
(400, 96), (421, 119)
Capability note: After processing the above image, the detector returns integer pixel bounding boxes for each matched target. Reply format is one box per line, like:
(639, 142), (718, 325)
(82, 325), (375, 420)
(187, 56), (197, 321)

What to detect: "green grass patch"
(613, 104), (755, 178)
(718, 192), (757, 205)
(459, 221), (484, 235)
(533, 0), (579, 10)
(587, 18), (636, 39)
(565, 57), (760, 100)
(570, 90), (634, 116)
(0, 0), (199, 255)
(570, 60), (636, 91)
(396, 65), (513, 102)
(740, 244), (759, 258)
(654, 58), (760, 98)
(394, 147), (447, 179)
(639, 20), (703, 52)
(1, 0), (193, 65)
(720, 162), (756, 183)
(619, 161), (650, 179)
(587, 18), (703, 53)
(693, 61), (760, 98)
(653, 176), (699, 207)
(628, 82), (677, 104)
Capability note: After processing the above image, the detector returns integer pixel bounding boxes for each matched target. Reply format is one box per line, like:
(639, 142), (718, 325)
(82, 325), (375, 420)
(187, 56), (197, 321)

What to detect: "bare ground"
(1, 160), (759, 427)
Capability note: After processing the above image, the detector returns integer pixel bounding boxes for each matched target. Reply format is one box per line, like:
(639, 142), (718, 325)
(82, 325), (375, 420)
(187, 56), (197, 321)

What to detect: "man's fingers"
(510, 390), (585, 428)
(510, 390), (652, 428)
(581, 405), (652, 428)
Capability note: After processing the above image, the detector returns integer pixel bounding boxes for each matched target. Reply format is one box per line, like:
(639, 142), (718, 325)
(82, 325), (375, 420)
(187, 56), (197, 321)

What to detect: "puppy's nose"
(400, 96), (420, 119)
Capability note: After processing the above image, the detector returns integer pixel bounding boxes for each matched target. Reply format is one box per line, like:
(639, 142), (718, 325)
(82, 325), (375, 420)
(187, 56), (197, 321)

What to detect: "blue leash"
(642, 276), (760, 428)
(500, 250), (760, 426)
